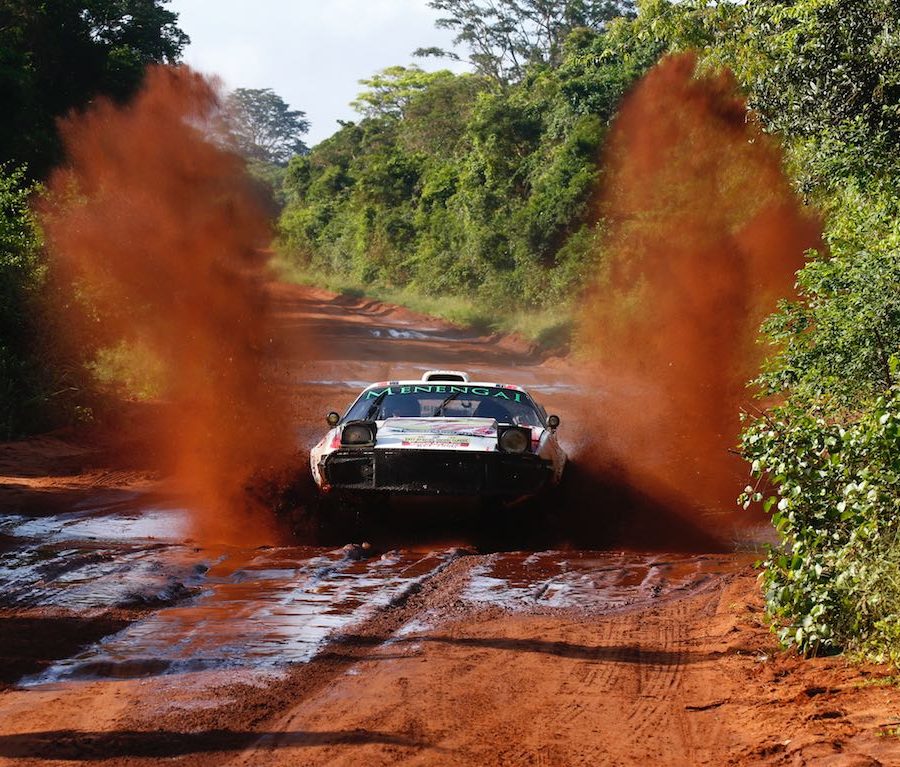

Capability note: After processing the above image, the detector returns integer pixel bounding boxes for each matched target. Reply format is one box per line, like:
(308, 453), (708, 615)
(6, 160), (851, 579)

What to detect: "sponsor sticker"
(400, 435), (471, 447)
(385, 418), (493, 436)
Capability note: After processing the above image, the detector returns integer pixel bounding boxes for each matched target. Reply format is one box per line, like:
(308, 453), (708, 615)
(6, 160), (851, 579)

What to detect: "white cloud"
(170, 0), (469, 145)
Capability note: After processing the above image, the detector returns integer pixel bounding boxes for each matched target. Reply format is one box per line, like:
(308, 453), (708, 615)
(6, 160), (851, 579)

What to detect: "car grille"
(323, 449), (552, 497)
(376, 450), (485, 494)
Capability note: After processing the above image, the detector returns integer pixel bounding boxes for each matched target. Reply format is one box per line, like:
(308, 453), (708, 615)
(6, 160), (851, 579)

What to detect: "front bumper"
(321, 448), (553, 497)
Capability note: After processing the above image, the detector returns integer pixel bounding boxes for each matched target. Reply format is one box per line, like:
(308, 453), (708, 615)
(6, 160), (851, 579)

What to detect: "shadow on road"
(0, 728), (429, 760)
(325, 633), (741, 665)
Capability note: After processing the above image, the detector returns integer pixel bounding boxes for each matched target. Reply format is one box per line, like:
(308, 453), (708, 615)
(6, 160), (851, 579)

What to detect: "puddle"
(0, 543), (203, 609)
(463, 551), (752, 613)
(1, 471), (751, 692)
(0, 501), (196, 609)
(369, 328), (458, 341)
(21, 546), (459, 686)
(0, 506), (190, 544)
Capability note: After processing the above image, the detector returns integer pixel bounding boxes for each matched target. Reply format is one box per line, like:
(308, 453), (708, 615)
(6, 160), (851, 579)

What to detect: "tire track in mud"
(0, 546), (758, 762)
(206, 561), (753, 767)
(153, 551), (486, 766)
(0, 548), (481, 767)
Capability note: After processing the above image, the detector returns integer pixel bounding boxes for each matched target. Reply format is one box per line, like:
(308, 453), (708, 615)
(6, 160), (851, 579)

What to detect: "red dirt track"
(0, 284), (898, 767)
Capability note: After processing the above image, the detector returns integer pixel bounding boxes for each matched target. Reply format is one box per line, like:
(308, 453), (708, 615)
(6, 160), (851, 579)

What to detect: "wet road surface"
(1, 284), (827, 767)
(0, 491), (752, 691)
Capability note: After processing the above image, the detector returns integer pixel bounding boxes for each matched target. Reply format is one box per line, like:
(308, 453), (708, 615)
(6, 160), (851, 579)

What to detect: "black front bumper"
(322, 448), (553, 497)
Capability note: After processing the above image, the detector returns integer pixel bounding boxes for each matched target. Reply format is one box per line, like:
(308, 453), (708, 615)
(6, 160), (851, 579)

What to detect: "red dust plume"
(41, 66), (296, 544)
(575, 53), (821, 546)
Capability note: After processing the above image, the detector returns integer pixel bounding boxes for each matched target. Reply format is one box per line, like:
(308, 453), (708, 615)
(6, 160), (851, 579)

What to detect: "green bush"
(741, 380), (900, 657)
(0, 166), (47, 436)
(726, 0), (900, 662)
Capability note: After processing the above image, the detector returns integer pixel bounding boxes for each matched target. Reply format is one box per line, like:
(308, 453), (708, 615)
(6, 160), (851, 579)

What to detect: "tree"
(418, 0), (635, 82)
(0, 0), (188, 177)
(0, 165), (47, 435)
(736, 0), (899, 146)
(225, 88), (310, 166)
(352, 66), (458, 119)
(400, 73), (489, 155)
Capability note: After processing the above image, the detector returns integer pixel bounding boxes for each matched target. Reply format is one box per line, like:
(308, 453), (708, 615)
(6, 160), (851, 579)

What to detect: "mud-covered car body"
(310, 371), (566, 502)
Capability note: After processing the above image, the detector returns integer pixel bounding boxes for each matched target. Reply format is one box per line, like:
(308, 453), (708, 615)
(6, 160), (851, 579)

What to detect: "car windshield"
(343, 384), (544, 427)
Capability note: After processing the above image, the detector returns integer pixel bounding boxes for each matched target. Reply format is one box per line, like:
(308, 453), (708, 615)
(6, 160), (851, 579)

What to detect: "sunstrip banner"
(364, 385), (524, 402)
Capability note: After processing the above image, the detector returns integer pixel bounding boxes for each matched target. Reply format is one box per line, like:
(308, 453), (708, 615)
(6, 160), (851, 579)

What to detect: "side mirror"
(547, 414), (560, 430)
(326, 411), (340, 427)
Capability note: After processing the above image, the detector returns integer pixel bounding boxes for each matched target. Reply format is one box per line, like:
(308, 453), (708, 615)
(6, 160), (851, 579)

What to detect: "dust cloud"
(41, 66), (297, 544)
(574, 53), (821, 545)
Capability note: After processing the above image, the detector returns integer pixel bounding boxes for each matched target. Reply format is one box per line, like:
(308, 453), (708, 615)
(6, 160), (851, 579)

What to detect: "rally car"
(309, 370), (566, 503)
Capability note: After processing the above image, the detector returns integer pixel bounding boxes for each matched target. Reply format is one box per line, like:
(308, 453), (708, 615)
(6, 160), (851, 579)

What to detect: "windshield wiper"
(434, 391), (461, 416)
(364, 390), (390, 420)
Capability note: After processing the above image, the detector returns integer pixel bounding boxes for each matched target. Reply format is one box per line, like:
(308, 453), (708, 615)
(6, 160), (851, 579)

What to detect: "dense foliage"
(0, 1), (188, 435)
(0, 167), (48, 436)
(279, 18), (662, 320)
(0, 0), (188, 178)
(700, 0), (900, 658)
(741, 381), (900, 658)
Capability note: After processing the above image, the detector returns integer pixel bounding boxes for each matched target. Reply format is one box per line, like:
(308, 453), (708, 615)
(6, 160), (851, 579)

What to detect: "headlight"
(497, 426), (531, 454)
(341, 422), (376, 446)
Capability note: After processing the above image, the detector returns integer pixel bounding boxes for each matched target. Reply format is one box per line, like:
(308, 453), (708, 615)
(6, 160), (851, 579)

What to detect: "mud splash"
(40, 66), (297, 544)
(576, 53), (821, 544)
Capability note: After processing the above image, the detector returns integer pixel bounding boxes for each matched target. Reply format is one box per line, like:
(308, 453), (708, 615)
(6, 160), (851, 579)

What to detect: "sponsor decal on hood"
(379, 418), (497, 437)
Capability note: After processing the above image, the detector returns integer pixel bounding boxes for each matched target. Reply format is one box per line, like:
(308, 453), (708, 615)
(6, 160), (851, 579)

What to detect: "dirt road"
(1, 284), (898, 766)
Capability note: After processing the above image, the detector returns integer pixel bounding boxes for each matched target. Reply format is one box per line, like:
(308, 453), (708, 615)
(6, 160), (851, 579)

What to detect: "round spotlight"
(342, 423), (375, 446)
(498, 427), (529, 454)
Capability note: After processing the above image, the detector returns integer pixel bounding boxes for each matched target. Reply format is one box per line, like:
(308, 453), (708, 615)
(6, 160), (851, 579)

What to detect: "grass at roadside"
(273, 256), (574, 353)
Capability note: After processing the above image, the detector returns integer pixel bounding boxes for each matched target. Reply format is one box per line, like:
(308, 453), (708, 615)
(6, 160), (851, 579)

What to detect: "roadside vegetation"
(677, 0), (900, 662)
(1, 0), (899, 663)
(0, 1), (306, 434)
(0, 1), (189, 436)
(0, 167), (48, 435)
(277, 3), (659, 344)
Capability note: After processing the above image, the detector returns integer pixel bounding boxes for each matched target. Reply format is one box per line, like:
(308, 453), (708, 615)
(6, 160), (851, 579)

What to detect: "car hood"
(375, 417), (507, 452)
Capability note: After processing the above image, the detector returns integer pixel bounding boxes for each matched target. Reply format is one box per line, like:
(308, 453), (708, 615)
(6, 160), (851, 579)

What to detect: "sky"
(169, 0), (471, 146)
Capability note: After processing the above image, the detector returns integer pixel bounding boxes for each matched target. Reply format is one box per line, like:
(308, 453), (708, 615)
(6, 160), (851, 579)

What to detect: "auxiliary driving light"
(497, 425), (531, 454)
(341, 421), (376, 446)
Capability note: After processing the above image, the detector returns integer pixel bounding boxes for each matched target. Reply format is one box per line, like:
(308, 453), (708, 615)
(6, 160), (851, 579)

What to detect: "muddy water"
(23, 546), (459, 685)
(0, 498), (195, 610)
(463, 550), (756, 613)
(0, 496), (459, 686)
